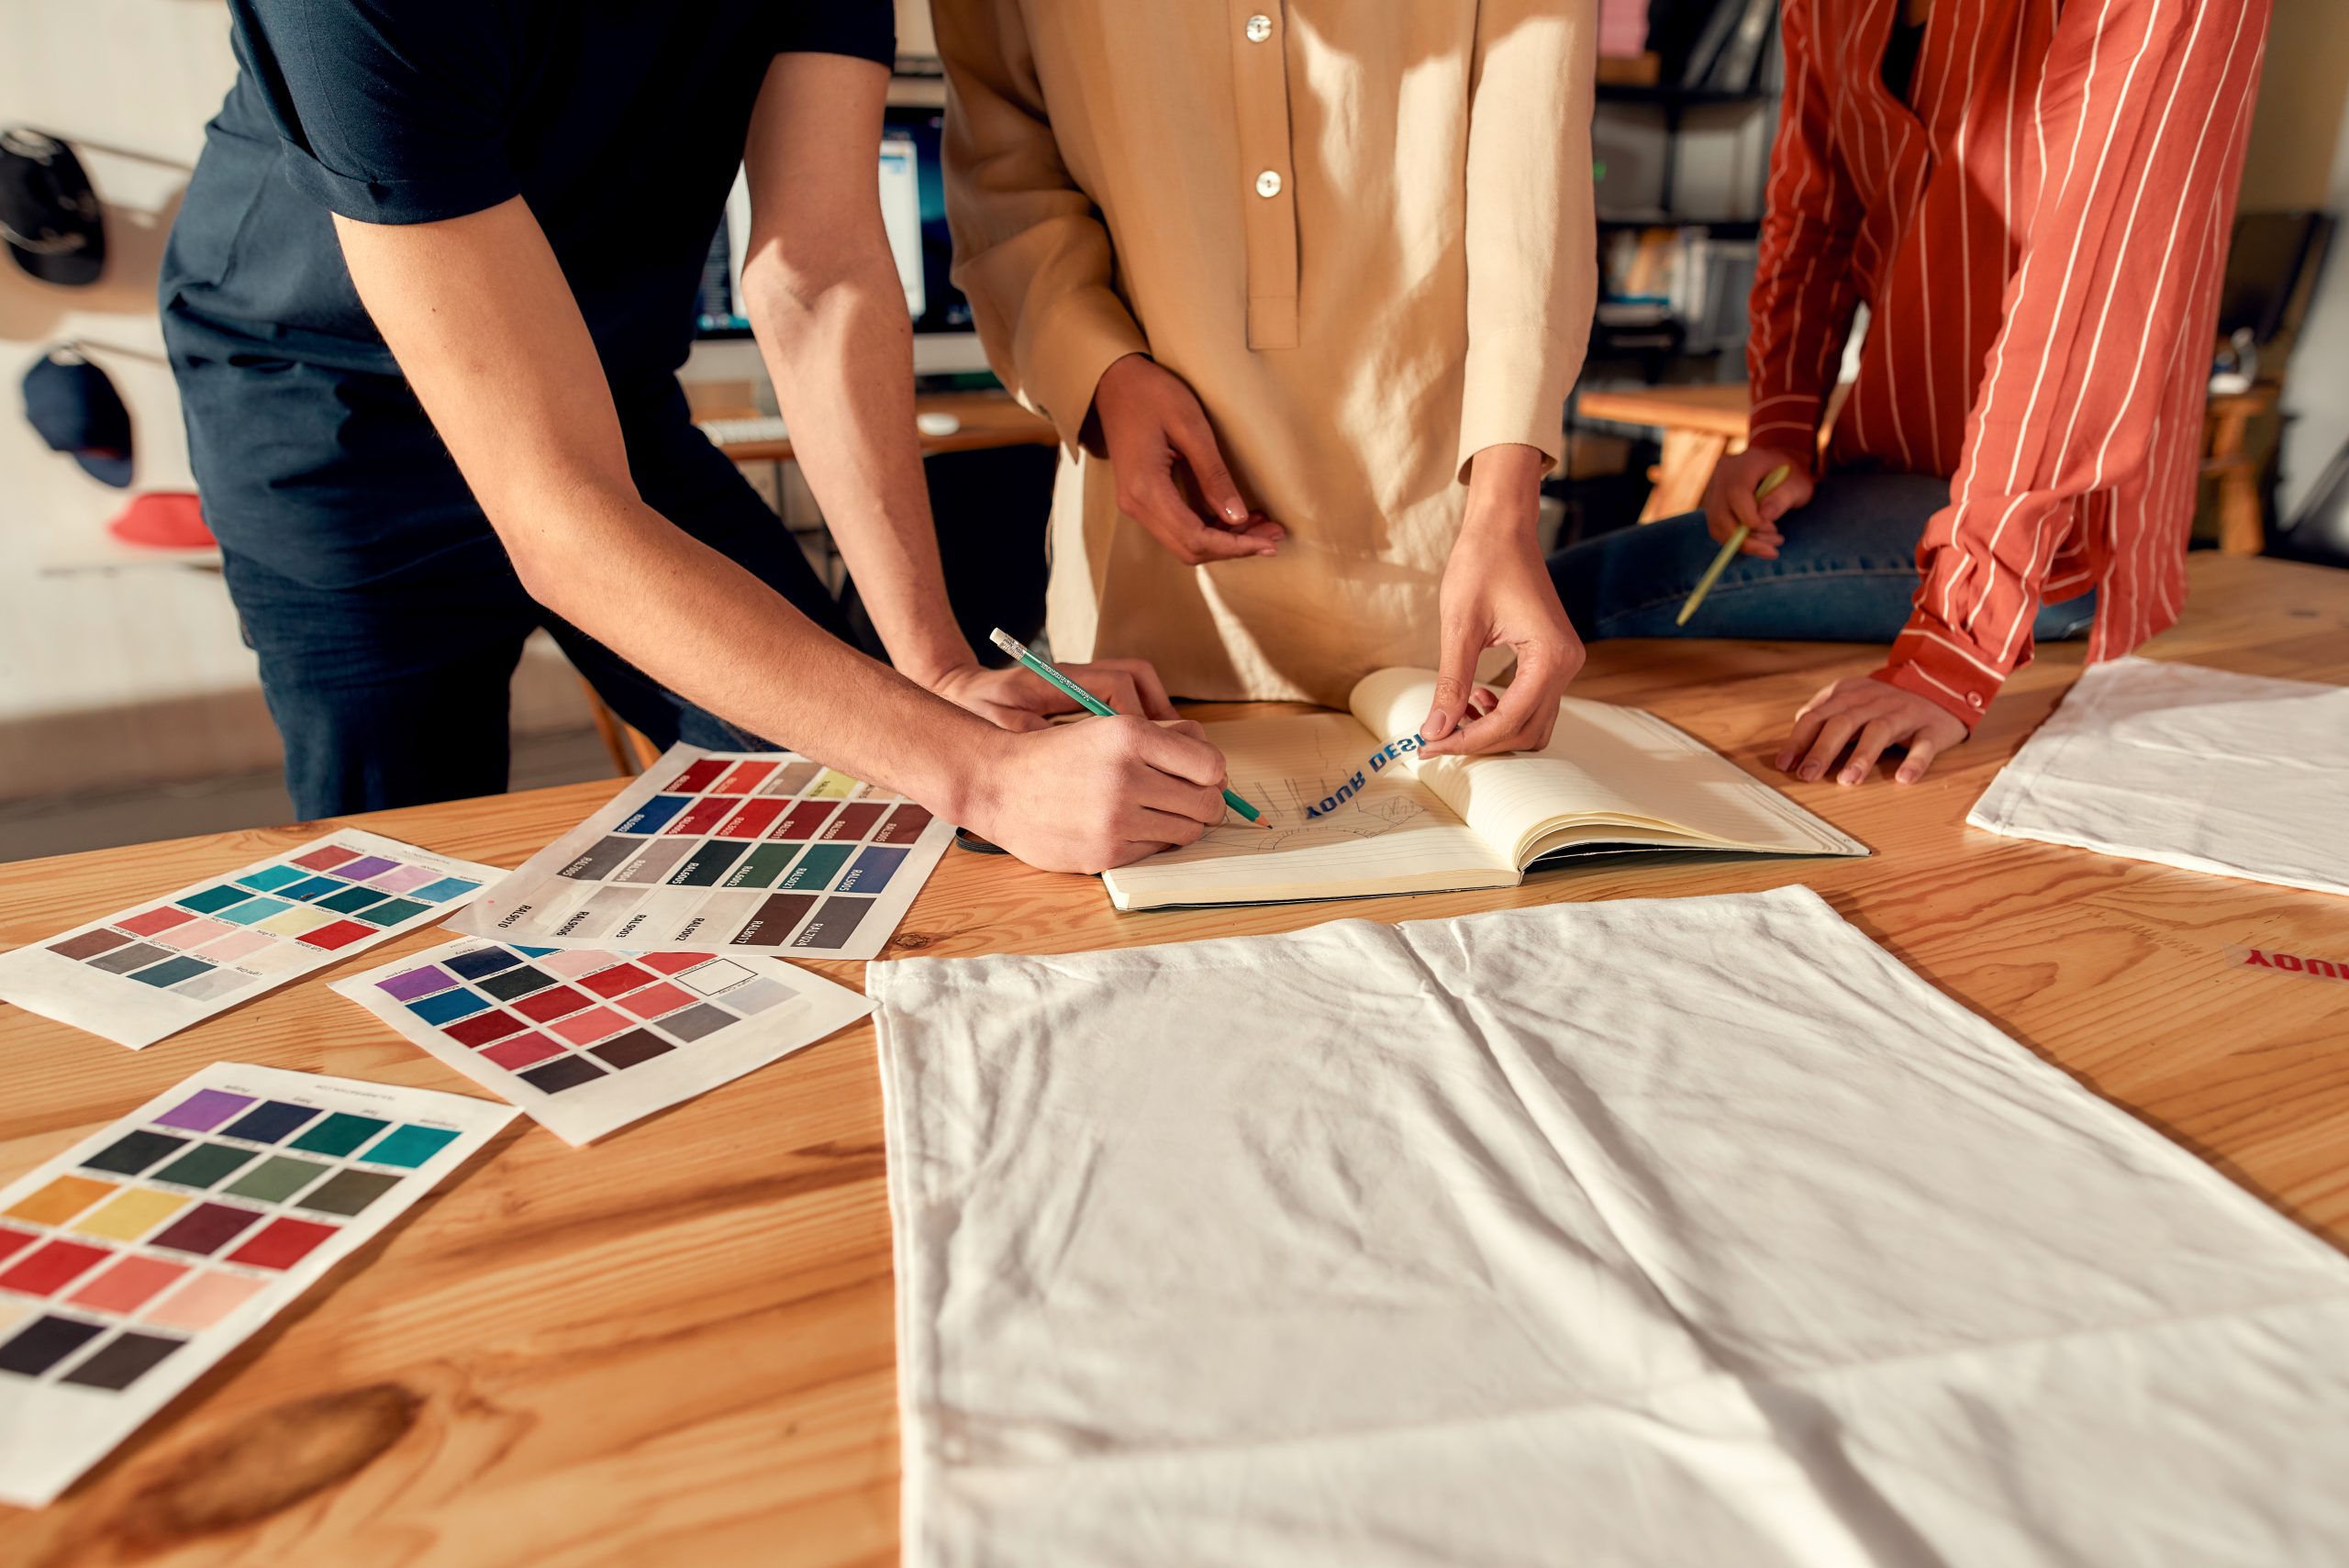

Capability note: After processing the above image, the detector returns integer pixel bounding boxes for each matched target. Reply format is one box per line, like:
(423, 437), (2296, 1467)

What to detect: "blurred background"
(4, 0), (2343, 862)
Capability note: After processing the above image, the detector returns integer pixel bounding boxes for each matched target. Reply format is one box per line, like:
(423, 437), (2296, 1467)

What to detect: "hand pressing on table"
(930, 656), (1178, 731)
(1702, 444), (1814, 560)
(1087, 353), (1286, 565)
(1419, 444), (1585, 756)
(1778, 676), (1967, 786)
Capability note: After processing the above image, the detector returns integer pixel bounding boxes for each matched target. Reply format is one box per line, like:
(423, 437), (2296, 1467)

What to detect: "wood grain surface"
(2, 553), (2345, 1566)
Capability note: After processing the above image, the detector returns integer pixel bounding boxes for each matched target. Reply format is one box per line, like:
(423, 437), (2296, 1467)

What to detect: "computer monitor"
(695, 106), (989, 376)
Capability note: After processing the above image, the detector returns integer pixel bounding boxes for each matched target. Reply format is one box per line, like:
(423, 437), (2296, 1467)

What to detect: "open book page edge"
(1346, 668), (1871, 867)
(1107, 863), (1523, 913)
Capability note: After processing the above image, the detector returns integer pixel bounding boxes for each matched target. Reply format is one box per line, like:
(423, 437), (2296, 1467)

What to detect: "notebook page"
(1100, 713), (1519, 910)
(1349, 669), (1866, 867)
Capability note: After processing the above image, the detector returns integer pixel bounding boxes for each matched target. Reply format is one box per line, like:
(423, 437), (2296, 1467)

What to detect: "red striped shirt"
(1748, 0), (2270, 728)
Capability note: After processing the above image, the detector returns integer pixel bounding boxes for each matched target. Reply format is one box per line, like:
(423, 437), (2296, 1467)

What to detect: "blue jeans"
(1549, 471), (2096, 643)
(168, 312), (848, 818)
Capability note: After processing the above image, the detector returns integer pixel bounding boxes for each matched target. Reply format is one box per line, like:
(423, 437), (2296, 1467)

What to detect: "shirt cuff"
(1019, 285), (1151, 456)
(1875, 616), (2008, 731)
(277, 143), (521, 227)
(1743, 388), (1828, 473)
(1456, 342), (1568, 483)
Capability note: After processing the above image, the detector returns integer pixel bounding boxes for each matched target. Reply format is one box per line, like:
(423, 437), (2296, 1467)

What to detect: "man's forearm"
(747, 258), (974, 687)
(508, 478), (996, 819)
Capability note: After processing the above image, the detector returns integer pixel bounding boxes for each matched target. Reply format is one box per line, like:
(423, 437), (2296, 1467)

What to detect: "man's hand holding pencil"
(959, 629), (1259, 874)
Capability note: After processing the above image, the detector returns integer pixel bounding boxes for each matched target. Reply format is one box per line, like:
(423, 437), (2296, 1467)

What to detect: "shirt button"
(1967, 694), (1984, 707)
(1245, 14), (1274, 41)
(1254, 170), (1283, 198)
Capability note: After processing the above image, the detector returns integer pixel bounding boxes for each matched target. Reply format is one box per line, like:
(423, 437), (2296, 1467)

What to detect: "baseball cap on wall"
(107, 492), (215, 550)
(0, 127), (106, 286)
(23, 346), (133, 487)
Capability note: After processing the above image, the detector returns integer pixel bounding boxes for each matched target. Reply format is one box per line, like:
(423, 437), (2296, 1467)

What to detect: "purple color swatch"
(152, 1089), (257, 1133)
(367, 864), (441, 895)
(335, 856), (401, 882)
(376, 965), (455, 1002)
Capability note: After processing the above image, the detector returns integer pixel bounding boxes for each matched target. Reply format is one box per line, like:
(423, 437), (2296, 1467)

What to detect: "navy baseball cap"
(0, 128), (105, 286)
(23, 348), (132, 487)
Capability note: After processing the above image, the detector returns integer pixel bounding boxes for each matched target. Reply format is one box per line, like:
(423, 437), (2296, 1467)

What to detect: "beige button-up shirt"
(939, 1), (1597, 705)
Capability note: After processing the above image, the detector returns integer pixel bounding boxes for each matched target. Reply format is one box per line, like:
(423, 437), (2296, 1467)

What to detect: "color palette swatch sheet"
(333, 937), (873, 1145)
(449, 745), (952, 961)
(0, 830), (499, 1050)
(0, 1062), (516, 1507)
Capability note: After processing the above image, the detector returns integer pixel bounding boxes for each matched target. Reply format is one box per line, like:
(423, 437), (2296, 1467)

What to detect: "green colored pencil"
(987, 628), (1268, 828)
(1675, 463), (1794, 627)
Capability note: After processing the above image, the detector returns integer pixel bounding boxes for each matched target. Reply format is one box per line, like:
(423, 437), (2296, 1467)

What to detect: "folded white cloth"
(1968, 656), (2349, 895)
(873, 886), (2349, 1567)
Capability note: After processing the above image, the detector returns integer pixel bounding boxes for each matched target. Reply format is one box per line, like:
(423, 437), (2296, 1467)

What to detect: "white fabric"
(873, 887), (2349, 1567)
(1967, 657), (2349, 896)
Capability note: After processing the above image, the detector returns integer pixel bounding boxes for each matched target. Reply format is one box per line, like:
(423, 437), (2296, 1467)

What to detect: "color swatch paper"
(448, 746), (953, 960)
(0, 831), (500, 1050)
(0, 1062), (515, 1507)
(332, 936), (873, 1145)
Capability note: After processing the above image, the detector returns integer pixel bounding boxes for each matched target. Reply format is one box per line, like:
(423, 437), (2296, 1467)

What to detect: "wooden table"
(685, 384), (1056, 463)
(1580, 381), (2272, 547)
(5, 554), (2346, 1564)
(1577, 382), (1835, 522)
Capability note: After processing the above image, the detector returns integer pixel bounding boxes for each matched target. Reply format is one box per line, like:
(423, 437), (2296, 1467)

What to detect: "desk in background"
(1580, 381), (2275, 551)
(2, 554), (2344, 1564)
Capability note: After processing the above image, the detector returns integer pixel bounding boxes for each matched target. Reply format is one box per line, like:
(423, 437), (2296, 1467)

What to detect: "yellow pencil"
(1675, 464), (1793, 627)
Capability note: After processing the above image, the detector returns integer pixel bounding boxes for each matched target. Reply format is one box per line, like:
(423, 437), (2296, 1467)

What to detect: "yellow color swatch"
(806, 770), (858, 799)
(72, 1186), (194, 1242)
(5, 1173), (117, 1227)
(257, 905), (339, 938)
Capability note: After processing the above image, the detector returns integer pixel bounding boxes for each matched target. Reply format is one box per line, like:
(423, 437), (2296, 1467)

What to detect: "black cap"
(0, 128), (105, 287)
(23, 348), (132, 487)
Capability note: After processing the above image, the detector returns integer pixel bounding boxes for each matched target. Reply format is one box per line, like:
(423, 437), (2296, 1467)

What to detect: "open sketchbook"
(1105, 669), (1868, 910)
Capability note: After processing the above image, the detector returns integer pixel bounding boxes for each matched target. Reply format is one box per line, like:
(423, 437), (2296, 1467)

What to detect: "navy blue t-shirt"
(161, 0), (894, 390)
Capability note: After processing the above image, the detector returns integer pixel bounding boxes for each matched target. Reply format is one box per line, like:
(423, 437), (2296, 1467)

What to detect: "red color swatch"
(617, 982), (694, 1019)
(667, 796), (740, 836)
(445, 1010), (528, 1047)
(770, 802), (836, 841)
(67, 1254), (191, 1314)
(117, 906), (195, 938)
(712, 759), (778, 793)
(0, 1239), (113, 1296)
(717, 798), (786, 839)
(298, 920), (377, 951)
(637, 951), (713, 975)
(227, 1217), (339, 1271)
(579, 962), (658, 999)
(666, 758), (729, 794)
(150, 1202), (265, 1256)
(483, 1034), (564, 1071)
(513, 984), (592, 1023)
(823, 803), (885, 841)
(0, 1227), (38, 1263)
(551, 1006), (629, 1046)
(290, 846), (360, 873)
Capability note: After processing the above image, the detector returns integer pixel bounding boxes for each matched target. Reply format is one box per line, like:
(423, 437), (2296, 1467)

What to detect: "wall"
(0, 0), (598, 804)
(0, 0), (266, 799)
(2246, 0), (2349, 521)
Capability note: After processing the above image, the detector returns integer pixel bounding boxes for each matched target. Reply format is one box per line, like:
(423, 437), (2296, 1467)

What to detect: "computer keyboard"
(699, 416), (790, 447)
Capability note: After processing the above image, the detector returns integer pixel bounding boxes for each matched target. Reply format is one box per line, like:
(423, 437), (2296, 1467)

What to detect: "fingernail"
(1839, 767), (1860, 785)
(1222, 502), (1247, 523)
(1897, 768), (1919, 784)
(1800, 763), (1821, 781)
(1775, 751), (1793, 769)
